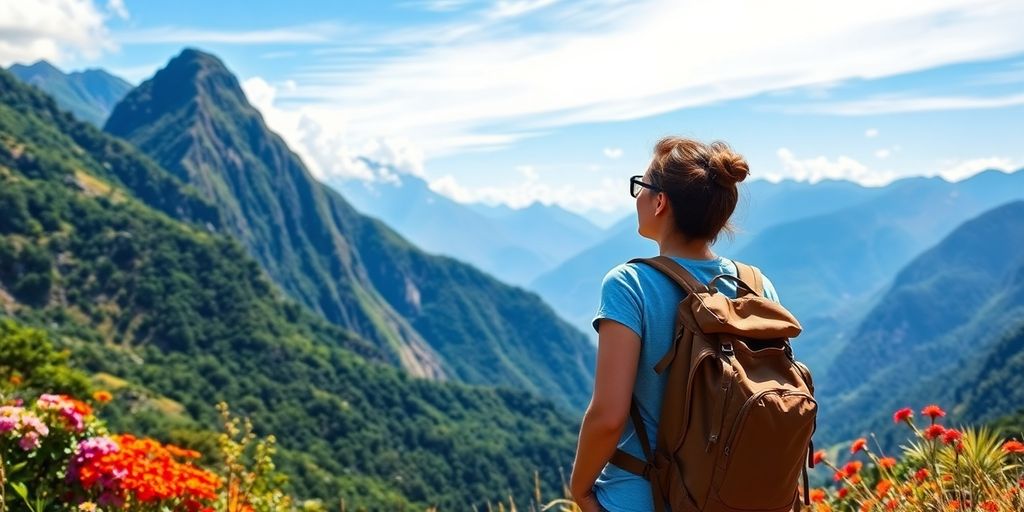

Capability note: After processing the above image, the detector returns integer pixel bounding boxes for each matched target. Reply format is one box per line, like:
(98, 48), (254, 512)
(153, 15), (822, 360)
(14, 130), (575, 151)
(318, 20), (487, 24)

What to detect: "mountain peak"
(104, 47), (250, 136)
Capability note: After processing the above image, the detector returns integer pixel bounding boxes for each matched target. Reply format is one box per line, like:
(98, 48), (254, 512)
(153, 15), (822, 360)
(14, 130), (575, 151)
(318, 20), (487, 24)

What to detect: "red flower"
(810, 488), (826, 503)
(834, 471), (845, 482)
(878, 457), (897, 470)
(843, 460), (863, 477)
(892, 407), (913, 424)
(850, 438), (868, 454)
(837, 487), (849, 499)
(914, 468), (930, 482)
(812, 449), (827, 465)
(941, 429), (962, 445)
(924, 424), (946, 440)
(1003, 440), (1024, 454)
(921, 404), (945, 420)
(980, 501), (998, 512)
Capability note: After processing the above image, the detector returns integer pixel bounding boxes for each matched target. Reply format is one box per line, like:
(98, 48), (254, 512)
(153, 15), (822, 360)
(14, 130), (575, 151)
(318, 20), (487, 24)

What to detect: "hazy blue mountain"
(814, 200), (1024, 446)
(737, 170), (1024, 369)
(8, 60), (132, 126)
(104, 48), (595, 410)
(336, 171), (604, 285)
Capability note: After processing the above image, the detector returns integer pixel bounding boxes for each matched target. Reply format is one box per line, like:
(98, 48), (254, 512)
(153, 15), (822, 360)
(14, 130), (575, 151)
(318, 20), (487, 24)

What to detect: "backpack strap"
(629, 256), (708, 295)
(731, 259), (764, 296)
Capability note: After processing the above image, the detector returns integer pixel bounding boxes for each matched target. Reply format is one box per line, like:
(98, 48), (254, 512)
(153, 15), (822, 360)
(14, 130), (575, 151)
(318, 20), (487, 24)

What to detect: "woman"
(569, 137), (781, 512)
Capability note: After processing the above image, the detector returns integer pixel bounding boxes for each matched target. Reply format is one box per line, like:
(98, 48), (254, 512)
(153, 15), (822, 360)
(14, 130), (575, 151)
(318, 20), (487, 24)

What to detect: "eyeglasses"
(630, 175), (662, 198)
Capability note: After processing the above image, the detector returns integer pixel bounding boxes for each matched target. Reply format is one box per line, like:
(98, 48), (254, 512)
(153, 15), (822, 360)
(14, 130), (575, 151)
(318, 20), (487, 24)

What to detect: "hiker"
(570, 137), (815, 512)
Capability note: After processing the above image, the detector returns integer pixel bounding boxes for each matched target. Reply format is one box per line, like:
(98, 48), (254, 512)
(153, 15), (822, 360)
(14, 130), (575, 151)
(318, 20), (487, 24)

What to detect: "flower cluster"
(803, 404), (1024, 512)
(36, 393), (94, 432)
(67, 433), (221, 510)
(0, 402), (50, 450)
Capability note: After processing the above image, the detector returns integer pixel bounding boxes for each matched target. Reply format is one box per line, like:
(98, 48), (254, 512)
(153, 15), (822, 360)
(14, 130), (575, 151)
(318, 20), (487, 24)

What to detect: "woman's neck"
(657, 233), (716, 260)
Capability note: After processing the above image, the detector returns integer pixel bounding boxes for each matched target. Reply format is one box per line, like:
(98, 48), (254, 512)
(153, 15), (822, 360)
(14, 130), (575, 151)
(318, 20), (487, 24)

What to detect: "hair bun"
(706, 141), (749, 186)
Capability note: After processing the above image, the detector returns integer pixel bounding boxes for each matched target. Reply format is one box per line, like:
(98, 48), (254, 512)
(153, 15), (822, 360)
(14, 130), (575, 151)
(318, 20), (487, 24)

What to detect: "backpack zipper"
(722, 389), (815, 457)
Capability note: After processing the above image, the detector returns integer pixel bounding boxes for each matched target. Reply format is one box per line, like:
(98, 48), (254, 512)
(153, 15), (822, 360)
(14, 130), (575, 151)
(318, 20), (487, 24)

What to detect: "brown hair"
(647, 136), (749, 243)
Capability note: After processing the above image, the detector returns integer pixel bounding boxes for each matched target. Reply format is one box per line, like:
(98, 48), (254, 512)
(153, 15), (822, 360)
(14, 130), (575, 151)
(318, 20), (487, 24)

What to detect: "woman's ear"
(654, 192), (668, 216)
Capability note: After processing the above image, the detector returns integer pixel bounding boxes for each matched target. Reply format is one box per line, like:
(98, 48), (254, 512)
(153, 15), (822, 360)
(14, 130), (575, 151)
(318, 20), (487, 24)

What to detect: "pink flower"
(19, 431), (41, 451)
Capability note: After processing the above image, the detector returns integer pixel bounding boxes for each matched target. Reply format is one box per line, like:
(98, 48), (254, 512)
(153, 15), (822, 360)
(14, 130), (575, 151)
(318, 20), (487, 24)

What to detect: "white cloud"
(427, 172), (631, 214)
(242, 76), (425, 183)
(768, 148), (897, 186)
(106, 0), (128, 19)
(274, 0), (1024, 157)
(490, 0), (560, 19)
(603, 147), (623, 159)
(874, 148), (891, 159)
(117, 23), (342, 45)
(865, 128), (879, 138)
(934, 157), (1020, 182)
(0, 0), (116, 66)
(783, 92), (1024, 116)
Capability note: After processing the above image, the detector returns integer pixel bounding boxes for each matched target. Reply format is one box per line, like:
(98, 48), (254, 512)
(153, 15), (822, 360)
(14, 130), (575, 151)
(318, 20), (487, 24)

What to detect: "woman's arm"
(570, 318), (642, 509)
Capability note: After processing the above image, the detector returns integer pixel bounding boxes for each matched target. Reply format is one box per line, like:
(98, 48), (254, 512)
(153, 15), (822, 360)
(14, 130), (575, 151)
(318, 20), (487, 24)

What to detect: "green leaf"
(10, 481), (28, 500)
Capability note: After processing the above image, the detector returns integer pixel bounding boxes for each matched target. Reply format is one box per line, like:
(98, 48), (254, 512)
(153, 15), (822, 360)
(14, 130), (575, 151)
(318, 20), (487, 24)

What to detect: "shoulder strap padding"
(732, 260), (764, 296)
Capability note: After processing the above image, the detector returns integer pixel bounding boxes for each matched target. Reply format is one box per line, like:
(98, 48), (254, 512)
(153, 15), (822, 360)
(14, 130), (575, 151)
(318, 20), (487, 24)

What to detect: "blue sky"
(2, 0), (1023, 218)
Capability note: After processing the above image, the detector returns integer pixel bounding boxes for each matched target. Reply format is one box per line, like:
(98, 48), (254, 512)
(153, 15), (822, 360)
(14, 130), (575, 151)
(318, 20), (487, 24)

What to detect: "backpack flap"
(689, 291), (802, 339)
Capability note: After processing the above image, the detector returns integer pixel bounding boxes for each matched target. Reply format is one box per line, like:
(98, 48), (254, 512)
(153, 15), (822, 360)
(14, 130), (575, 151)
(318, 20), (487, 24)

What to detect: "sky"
(2, 0), (1023, 219)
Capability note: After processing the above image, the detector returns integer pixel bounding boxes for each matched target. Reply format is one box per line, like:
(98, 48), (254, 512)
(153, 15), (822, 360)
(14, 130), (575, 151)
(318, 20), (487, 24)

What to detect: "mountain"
(335, 170), (604, 285)
(737, 171), (1024, 369)
(814, 200), (1024, 445)
(530, 178), (880, 337)
(104, 48), (595, 410)
(8, 60), (132, 127)
(0, 66), (580, 510)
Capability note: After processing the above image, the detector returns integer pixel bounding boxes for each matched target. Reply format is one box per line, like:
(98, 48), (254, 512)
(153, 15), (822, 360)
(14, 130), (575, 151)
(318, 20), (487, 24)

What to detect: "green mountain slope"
(815, 200), (1024, 445)
(0, 67), (580, 510)
(8, 60), (132, 126)
(104, 48), (595, 409)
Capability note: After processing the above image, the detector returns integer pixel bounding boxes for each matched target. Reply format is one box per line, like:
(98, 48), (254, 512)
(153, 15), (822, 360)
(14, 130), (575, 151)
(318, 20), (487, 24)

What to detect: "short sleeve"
(592, 264), (644, 339)
(760, 273), (781, 304)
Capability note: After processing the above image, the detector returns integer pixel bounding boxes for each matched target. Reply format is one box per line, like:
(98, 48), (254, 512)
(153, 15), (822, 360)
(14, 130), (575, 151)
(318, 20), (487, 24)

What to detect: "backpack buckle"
(721, 342), (734, 357)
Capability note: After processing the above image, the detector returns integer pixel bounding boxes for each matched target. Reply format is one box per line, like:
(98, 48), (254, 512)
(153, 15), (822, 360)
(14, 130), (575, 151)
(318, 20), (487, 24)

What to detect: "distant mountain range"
(7, 60), (132, 127)
(334, 168), (605, 285)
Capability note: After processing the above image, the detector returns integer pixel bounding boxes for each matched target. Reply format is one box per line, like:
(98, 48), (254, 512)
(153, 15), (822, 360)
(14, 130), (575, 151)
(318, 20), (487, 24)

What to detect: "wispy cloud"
(776, 92), (1024, 116)
(267, 0), (1024, 159)
(935, 156), (1020, 181)
(0, 0), (116, 65)
(602, 147), (623, 159)
(765, 148), (897, 186)
(117, 23), (343, 45)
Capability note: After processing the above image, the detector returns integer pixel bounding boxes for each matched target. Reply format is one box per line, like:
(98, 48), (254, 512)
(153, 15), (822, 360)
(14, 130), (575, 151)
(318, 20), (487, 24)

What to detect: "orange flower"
(921, 404), (946, 420)
(843, 460), (863, 477)
(979, 501), (998, 512)
(810, 488), (826, 503)
(859, 499), (875, 512)
(8, 374), (22, 386)
(947, 499), (960, 510)
(850, 438), (868, 454)
(1003, 440), (1024, 454)
(924, 424), (946, 440)
(875, 479), (893, 498)
(878, 457), (897, 470)
(92, 390), (113, 403)
(813, 449), (827, 465)
(892, 407), (913, 424)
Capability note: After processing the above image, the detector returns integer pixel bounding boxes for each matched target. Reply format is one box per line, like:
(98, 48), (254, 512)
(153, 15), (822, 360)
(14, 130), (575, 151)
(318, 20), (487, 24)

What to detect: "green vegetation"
(0, 67), (580, 510)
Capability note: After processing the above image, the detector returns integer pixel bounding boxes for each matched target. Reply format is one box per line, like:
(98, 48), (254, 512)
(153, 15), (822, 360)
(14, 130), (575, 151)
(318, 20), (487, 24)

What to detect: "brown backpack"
(609, 256), (817, 512)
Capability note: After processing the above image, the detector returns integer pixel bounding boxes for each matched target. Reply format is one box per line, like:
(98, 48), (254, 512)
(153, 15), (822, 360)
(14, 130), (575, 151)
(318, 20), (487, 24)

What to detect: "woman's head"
(635, 137), (749, 245)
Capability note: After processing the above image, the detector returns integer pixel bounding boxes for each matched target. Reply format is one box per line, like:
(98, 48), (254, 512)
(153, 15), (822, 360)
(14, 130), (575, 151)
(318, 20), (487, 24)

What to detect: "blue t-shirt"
(590, 255), (780, 512)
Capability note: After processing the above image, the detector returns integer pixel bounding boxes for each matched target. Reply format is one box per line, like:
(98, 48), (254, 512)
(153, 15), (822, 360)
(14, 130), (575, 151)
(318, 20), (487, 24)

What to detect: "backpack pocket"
(715, 389), (817, 511)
